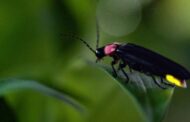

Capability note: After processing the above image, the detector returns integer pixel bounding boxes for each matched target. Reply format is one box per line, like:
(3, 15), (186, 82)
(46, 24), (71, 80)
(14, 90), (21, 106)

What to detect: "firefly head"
(95, 43), (119, 61)
(95, 47), (105, 59)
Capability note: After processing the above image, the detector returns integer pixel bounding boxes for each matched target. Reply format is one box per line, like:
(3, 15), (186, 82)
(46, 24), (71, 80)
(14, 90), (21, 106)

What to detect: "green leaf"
(0, 79), (85, 113)
(90, 62), (174, 122)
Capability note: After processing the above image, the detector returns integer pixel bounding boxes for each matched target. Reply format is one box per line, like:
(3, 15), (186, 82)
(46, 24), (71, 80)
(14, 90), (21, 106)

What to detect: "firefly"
(68, 22), (190, 89)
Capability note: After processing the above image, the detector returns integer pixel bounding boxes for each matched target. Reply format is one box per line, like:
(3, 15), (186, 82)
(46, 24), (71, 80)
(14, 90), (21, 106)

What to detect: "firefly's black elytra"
(96, 42), (190, 88)
(68, 21), (190, 89)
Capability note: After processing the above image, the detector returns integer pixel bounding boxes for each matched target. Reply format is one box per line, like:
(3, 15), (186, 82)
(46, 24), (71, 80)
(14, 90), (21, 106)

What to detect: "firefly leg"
(151, 75), (166, 89)
(120, 68), (129, 83)
(117, 60), (133, 73)
(118, 62), (129, 83)
(111, 60), (118, 77)
(117, 61), (125, 70)
(160, 77), (175, 88)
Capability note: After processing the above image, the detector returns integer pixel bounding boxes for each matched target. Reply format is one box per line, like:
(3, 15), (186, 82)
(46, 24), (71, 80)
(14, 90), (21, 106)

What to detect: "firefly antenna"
(64, 33), (96, 54)
(96, 18), (100, 49)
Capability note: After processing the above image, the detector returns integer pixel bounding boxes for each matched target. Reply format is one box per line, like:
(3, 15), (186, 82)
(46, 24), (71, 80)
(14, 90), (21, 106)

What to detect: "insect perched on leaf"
(68, 21), (190, 89)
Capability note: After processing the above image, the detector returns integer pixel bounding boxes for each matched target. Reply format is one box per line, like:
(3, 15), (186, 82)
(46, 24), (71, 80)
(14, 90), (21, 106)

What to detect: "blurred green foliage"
(0, 0), (190, 122)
